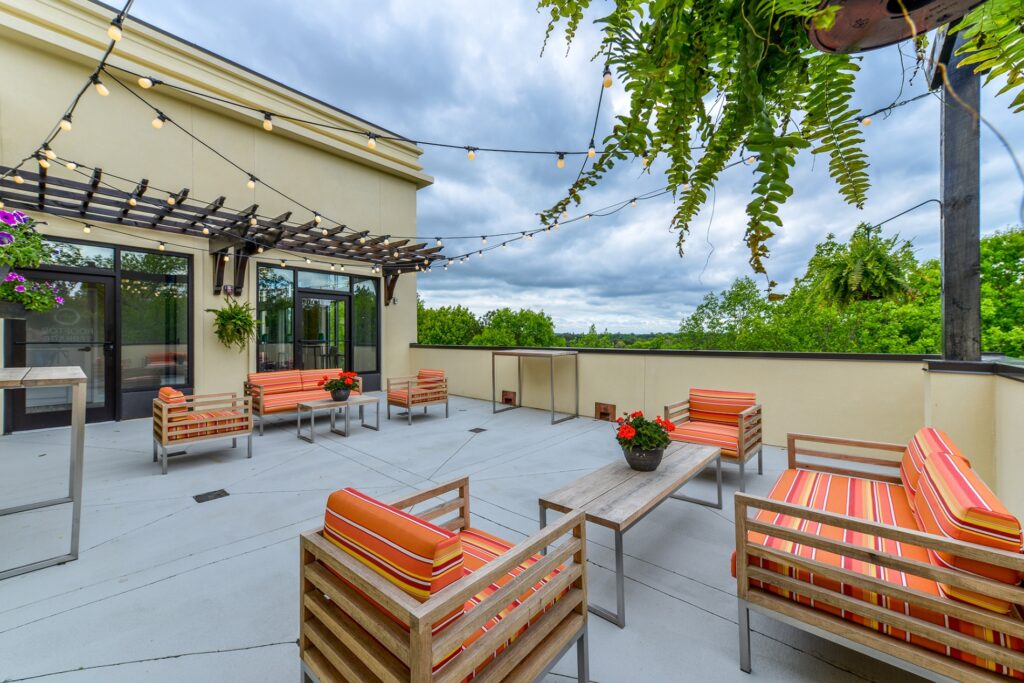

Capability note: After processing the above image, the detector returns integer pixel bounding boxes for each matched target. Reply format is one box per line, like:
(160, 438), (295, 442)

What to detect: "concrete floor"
(0, 396), (919, 683)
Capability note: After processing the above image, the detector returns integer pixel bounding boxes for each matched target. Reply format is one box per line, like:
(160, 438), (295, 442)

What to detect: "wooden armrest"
(739, 403), (761, 419)
(388, 477), (471, 531)
(387, 377), (415, 390)
(664, 400), (690, 424)
(786, 432), (905, 481)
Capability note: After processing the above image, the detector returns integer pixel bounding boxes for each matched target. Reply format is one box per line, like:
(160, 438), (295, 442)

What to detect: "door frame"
(4, 271), (117, 430)
(295, 289), (351, 371)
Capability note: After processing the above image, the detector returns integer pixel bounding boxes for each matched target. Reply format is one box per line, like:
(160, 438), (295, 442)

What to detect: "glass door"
(5, 273), (116, 429)
(297, 294), (348, 370)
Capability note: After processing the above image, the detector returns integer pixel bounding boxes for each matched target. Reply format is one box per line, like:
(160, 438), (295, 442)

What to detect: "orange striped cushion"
(301, 368), (349, 391)
(669, 420), (739, 457)
(738, 468), (1024, 677)
(247, 370), (303, 396)
(914, 450), (1023, 612)
(900, 427), (970, 507)
(157, 387), (187, 417)
(389, 389), (444, 405)
(418, 368), (446, 381)
(689, 388), (756, 426)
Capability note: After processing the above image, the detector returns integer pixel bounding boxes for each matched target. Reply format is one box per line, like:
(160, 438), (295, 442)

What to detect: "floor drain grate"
(468, 427), (487, 433)
(194, 489), (229, 503)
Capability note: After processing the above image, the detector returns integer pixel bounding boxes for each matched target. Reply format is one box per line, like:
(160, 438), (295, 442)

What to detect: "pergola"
(0, 165), (443, 302)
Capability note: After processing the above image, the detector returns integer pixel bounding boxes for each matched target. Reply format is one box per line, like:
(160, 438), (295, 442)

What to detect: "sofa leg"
(577, 625), (590, 683)
(232, 437), (237, 449)
(387, 403), (391, 420)
(161, 446), (168, 475)
(259, 417), (264, 437)
(247, 433), (253, 459)
(739, 456), (746, 493)
(407, 407), (412, 426)
(152, 440), (157, 463)
(739, 601), (752, 673)
(445, 400), (449, 418)
(423, 406), (427, 414)
(757, 446), (763, 475)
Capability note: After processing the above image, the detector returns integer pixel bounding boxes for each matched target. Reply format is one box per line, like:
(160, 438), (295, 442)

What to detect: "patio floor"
(0, 396), (921, 682)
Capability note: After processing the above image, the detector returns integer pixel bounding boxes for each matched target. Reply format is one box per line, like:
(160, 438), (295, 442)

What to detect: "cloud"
(132, 2), (1024, 333)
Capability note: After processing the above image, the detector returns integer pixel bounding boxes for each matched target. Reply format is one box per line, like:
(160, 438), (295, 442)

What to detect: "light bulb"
(602, 66), (613, 88)
(202, 226), (210, 235)
(481, 236), (486, 245)
(501, 242), (506, 248)
(64, 161), (76, 170)
(249, 217), (257, 226)
(127, 196), (137, 206)
(13, 174), (24, 184)
(305, 258), (311, 264)
(321, 228), (328, 236)
(552, 222), (558, 231)
(262, 113), (273, 132)
(257, 246), (264, 254)
(861, 116), (873, 126)
(444, 262), (448, 270)
(682, 182), (691, 191)
(746, 156), (757, 165)
(330, 264), (336, 271)
(166, 196), (176, 206)
(584, 214), (592, 220)
(383, 236), (390, 246)
(158, 242), (165, 251)
(313, 213), (322, 225)
(107, 19), (122, 42)
(138, 77), (153, 89)
(38, 157), (50, 169)
(478, 250), (483, 258)
(83, 225), (91, 234)
(561, 210), (569, 220)
(247, 176), (256, 189)
(59, 116), (73, 132)
(223, 254), (230, 262)
(436, 238), (443, 247)
(367, 134), (376, 149)
(588, 142), (596, 158)
(152, 113), (166, 129)
(556, 153), (565, 169)
(641, 156), (649, 168)
(93, 78), (109, 96)
(359, 235), (366, 244)
(280, 260), (287, 268)
(526, 233), (533, 240)
(467, 147), (476, 161)
(43, 146), (56, 160)
(0, 200), (4, 209)
(630, 198), (637, 208)
(339, 264), (345, 271)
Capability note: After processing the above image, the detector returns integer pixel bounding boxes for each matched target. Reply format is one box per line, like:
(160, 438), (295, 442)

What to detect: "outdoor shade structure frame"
(491, 348), (579, 424)
(0, 166), (444, 290)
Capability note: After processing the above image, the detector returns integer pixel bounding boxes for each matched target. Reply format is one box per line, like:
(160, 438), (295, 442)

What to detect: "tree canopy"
(537, 0), (1024, 274)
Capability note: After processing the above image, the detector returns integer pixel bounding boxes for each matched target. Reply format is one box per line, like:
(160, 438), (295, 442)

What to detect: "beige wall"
(924, 370), (997, 483)
(0, 0), (426, 424)
(994, 376), (1024, 518)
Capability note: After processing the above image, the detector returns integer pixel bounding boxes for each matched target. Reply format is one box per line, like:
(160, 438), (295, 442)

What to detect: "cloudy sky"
(131, 1), (1024, 333)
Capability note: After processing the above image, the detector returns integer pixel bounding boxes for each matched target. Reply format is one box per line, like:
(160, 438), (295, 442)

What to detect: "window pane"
(119, 254), (190, 390)
(352, 278), (378, 372)
(258, 267), (294, 370)
(297, 270), (349, 292)
(43, 240), (114, 269)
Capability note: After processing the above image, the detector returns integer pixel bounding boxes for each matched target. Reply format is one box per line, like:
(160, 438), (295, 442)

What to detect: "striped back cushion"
(418, 368), (446, 381)
(301, 369), (335, 391)
(899, 427), (969, 507)
(247, 370), (303, 395)
(157, 387), (187, 416)
(914, 451), (1023, 613)
(323, 488), (465, 602)
(689, 388), (756, 426)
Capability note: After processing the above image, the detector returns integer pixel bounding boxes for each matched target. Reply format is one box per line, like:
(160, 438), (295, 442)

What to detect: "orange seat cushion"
(736, 468), (1024, 678)
(388, 387), (446, 406)
(669, 420), (740, 458)
(899, 427), (970, 508)
(688, 388), (756, 426)
(914, 450), (1024, 612)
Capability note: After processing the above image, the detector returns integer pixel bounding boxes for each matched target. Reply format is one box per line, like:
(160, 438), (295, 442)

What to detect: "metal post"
(491, 351), (497, 413)
(68, 381), (86, 559)
(577, 626), (590, 683)
(614, 530), (625, 627)
(739, 600), (752, 673)
(550, 355), (556, 424)
(940, 29), (982, 361)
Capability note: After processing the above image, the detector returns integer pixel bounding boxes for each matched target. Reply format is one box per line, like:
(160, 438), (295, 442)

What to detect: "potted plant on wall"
(0, 210), (64, 318)
(206, 297), (257, 352)
(615, 411), (674, 471)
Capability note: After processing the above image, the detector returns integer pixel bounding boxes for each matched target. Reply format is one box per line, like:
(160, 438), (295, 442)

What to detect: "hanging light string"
(0, 0), (134, 184)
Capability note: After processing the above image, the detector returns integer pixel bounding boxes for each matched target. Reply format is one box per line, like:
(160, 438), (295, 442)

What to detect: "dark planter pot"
(330, 388), (351, 402)
(0, 299), (27, 320)
(622, 446), (665, 472)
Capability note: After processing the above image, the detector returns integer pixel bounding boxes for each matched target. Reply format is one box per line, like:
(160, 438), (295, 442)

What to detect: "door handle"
(78, 346), (92, 352)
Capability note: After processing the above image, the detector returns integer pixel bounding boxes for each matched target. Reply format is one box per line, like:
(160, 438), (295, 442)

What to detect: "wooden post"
(939, 30), (982, 361)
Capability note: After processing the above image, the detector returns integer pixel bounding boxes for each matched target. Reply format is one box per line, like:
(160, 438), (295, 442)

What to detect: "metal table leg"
(669, 455), (723, 509)
(588, 529), (626, 628)
(492, 353), (519, 414)
(331, 405), (351, 437)
(361, 401), (380, 431)
(297, 406), (316, 443)
(550, 354), (579, 424)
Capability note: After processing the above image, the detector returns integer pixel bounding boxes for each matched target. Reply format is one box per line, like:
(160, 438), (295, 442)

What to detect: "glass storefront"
(256, 267), (294, 370)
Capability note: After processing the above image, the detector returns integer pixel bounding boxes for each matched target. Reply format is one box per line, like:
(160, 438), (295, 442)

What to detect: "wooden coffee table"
(296, 394), (380, 443)
(538, 441), (722, 627)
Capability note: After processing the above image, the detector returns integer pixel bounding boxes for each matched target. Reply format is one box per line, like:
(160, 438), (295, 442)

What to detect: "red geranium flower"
(617, 424), (636, 440)
(317, 380), (325, 387)
(630, 410), (643, 419)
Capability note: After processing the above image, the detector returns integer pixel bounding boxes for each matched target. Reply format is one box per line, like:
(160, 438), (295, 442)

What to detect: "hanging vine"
(537, 0), (1024, 273)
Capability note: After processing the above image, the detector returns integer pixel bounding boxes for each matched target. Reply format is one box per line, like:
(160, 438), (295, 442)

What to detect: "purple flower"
(4, 272), (24, 282)
(14, 284), (25, 293)
(0, 211), (16, 226)
(0, 231), (13, 245)
(12, 211), (27, 224)
(55, 296), (64, 305)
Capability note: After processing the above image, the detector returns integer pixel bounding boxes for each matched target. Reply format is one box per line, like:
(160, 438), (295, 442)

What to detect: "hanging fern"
(537, 0), (1024, 272)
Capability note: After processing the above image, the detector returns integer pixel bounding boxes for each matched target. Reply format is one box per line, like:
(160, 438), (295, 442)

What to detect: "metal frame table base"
(491, 351), (579, 425)
(539, 455), (723, 628)
(297, 400), (380, 443)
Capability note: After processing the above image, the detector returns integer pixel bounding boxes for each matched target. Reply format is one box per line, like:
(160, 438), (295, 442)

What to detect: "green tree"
(417, 297), (482, 345)
(470, 308), (565, 347)
(980, 228), (1024, 357)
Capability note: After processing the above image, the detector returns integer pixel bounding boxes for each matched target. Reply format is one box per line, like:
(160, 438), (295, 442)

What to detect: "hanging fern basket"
(809, 0), (986, 53)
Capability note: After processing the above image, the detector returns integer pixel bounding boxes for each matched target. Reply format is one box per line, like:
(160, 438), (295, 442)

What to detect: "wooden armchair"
(387, 368), (449, 425)
(299, 477), (589, 683)
(152, 388), (252, 474)
(664, 388), (762, 491)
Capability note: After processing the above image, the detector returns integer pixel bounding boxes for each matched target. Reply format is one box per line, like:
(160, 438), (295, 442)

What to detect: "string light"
(107, 17), (123, 42)
(359, 234), (367, 244)
(280, 259), (287, 268)
(383, 236), (390, 246)
(745, 156), (757, 165)
(630, 198), (637, 208)
(257, 246), (264, 254)
(588, 140), (596, 158)
(37, 155), (50, 170)
(321, 228), (328, 236)
(481, 236), (486, 245)
(92, 76), (109, 97)
(584, 214), (592, 220)
(83, 225), (91, 234)
(861, 116), (873, 126)
(201, 226), (210, 235)
(12, 174), (24, 184)
(641, 155), (649, 168)
(222, 254), (230, 262)
(157, 242), (165, 251)
(602, 65), (613, 88)
(127, 195), (137, 206)
(436, 238), (443, 247)
(330, 263), (336, 271)
(305, 257), (311, 264)
(367, 133), (377, 149)
(262, 112), (273, 132)
(138, 76), (154, 89)
(313, 213), (322, 225)
(556, 153), (565, 169)
(501, 242), (506, 248)
(65, 161), (77, 171)
(151, 112), (167, 129)
(43, 145), (57, 160)
(466, 147), (476, 161)
(166, 195), (176, 206)
(246, 175), (256, 189)
(59, 115), (73, 132)
(552, 221), (558, 231)
(443, 262), (448, 270)
(477, 250), (483, 258)
(249, 216), (258, 226)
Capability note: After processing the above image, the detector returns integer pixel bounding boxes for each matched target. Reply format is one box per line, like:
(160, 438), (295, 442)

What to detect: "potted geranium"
(0, 210), (63, 317)
(317, 371), (360, 402)
(615, 411), (675, 471)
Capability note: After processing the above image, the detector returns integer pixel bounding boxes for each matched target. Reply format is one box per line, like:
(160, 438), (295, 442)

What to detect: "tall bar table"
(491, 349), (579, 424)
(0, 366), (87, 580)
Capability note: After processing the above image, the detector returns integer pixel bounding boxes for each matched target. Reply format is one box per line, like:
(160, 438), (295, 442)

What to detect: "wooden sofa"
(245, 369), (362, 435)
(387, 368), (449, 425)
(735, 428), (1024, 681)
(152, 388), (252, 474)
(299, 476), (588, 683)
(664, 388), (762, 491)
